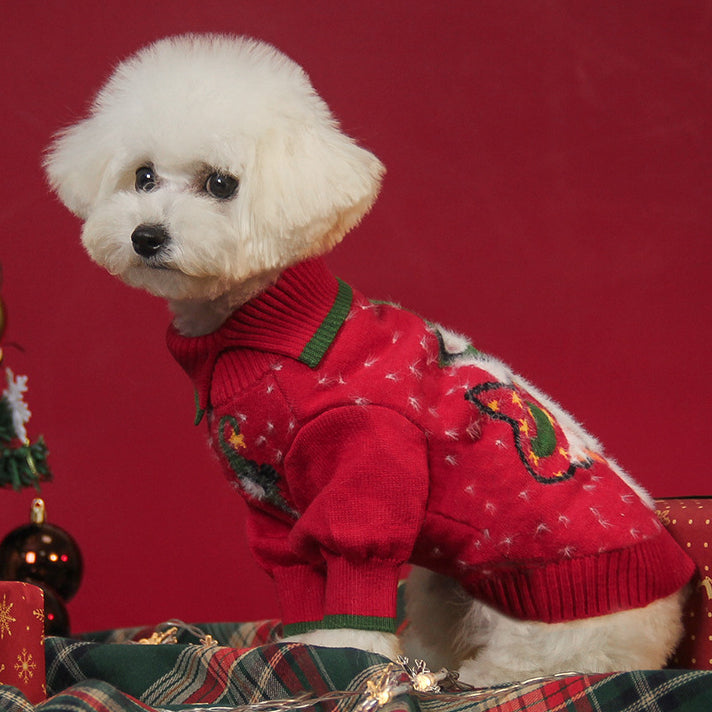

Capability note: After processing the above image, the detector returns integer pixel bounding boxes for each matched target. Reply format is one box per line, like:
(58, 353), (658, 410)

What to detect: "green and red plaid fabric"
(440, 670), (712, 712)
(2, 619), (712, 711)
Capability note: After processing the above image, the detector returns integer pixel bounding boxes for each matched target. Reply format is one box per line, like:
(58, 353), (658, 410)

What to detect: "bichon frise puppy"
(45, 34), (694, 685)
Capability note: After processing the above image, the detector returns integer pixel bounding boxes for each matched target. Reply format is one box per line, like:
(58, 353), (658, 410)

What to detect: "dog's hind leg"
(455, 589), (686, 686)
(404, 567), (687, 687)
(402, 567), (485, 671)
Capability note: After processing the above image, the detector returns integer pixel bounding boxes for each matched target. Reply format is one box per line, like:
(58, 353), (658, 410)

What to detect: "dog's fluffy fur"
(45, 34), (686, 684)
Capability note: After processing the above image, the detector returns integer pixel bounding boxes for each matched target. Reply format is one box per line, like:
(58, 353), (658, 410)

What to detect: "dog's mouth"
(144, 258), (175, 271)
(130, 251), (176, 272)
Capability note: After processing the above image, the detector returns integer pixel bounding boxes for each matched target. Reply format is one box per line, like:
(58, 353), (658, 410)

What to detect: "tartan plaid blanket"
(1, 619), (711, 711)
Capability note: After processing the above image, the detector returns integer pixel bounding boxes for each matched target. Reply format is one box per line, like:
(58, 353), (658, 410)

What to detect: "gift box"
(0, 581), (45, 702)
(656, 498), (712, 669)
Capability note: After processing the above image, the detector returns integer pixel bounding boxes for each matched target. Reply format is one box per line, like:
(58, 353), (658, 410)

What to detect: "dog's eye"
(205, 172), (239, 200)
(135, 166), (158, 193)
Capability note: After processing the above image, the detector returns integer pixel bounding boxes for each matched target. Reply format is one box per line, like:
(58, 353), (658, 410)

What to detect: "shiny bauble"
(0, 499), (83, 602)
(34, 581), (70, 636)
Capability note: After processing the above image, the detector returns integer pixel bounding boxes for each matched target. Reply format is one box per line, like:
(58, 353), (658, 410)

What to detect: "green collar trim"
(194, 389), (206, 426)
(298, 278), (353, 368)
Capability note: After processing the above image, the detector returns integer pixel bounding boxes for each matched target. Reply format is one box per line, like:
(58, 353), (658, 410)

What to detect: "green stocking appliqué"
(465, 382), (592, 483)
(527, 401), (557, 458)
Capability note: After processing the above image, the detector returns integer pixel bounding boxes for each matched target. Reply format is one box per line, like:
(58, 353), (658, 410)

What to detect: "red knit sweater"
(167, 258), (694, 635)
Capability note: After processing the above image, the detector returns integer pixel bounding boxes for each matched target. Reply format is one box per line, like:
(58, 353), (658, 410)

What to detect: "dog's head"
(44, 34), (384, 303)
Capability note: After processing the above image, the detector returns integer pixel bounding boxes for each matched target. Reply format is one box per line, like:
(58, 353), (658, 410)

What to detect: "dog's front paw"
(283, 628), (399, 659)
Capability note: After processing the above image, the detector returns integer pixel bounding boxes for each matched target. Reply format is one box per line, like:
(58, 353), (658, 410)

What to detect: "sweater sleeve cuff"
(272, 564), (325, 634)
(323, 556), (401, 631)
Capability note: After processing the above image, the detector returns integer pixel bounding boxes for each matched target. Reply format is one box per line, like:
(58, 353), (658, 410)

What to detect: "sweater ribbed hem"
(272, 564), (325, 628)
(282, 620), (324, 636)
(324, 556), (401, 621)
(320, 614), (397, 632)
(282, 615), (396, 636)
(461, 529), (695, 623)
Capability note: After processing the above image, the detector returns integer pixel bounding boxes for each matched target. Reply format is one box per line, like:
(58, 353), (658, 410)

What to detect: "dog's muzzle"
(131, 224), (170, 259)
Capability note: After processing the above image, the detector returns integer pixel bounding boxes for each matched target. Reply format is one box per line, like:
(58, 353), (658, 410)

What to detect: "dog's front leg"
(281, 406), (429, 659)
(283, 628), (400, 659)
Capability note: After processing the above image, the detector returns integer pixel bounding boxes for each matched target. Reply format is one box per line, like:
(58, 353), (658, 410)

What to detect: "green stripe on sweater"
(282, 615), (396, 637)
(298, 279), (352, 368)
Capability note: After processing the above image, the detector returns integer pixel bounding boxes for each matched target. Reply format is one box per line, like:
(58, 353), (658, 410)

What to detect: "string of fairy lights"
(138, 620), (580, 712)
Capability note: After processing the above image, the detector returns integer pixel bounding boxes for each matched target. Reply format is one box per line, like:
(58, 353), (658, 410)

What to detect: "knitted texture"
(167, 258), (694, 632)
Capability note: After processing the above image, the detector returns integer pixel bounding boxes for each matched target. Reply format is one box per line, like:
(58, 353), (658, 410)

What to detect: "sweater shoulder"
(209, 348), (278, 406)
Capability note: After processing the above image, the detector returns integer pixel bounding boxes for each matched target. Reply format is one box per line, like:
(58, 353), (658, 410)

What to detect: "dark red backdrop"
(2, 1), (710, 633)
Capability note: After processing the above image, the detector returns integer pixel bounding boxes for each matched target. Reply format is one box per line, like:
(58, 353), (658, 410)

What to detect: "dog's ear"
(44, 116), (116, 219)
(239, 120), (385, 263)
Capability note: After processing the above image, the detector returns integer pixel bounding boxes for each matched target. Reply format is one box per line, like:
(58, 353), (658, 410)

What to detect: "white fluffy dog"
(45, 34), (693, 685)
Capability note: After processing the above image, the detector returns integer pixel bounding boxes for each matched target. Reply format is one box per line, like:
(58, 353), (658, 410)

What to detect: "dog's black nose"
(131, 224), (170, 258)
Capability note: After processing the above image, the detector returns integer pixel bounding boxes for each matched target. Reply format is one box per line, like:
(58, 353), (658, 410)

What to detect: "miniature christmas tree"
(0, 369), (52, 490)
(0, 273), (52, 491)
